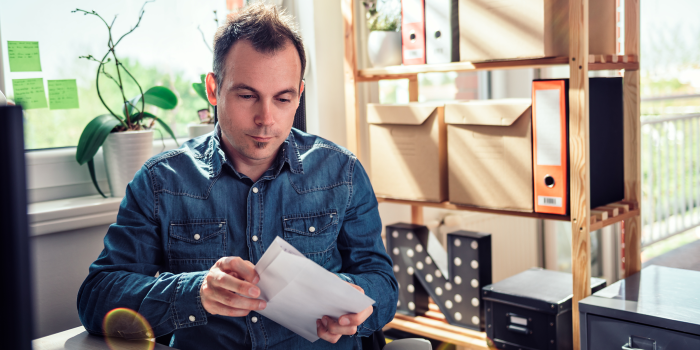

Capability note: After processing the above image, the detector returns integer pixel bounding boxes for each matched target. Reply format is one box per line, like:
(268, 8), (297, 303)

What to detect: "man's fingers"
(348, 284), (364, 294)
(338, 305), (373, 327)
(209, 268), (260, 298)
(207, 287), (266, 311)
(316, 319), (342, 344)
(218, 257), (259, 283)
(322, 316), (357, 336)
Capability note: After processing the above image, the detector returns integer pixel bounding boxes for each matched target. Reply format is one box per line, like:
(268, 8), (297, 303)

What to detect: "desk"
(32, 327), (177, 350)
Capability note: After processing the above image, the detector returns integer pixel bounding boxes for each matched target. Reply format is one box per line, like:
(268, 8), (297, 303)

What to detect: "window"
(1, 0), (245, 149)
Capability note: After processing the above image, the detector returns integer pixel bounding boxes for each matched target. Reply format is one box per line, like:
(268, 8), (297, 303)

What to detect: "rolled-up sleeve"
(77, 165), (208, 338)
(337, 160), (398, 337)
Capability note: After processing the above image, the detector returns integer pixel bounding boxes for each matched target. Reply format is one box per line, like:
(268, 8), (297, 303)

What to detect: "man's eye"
(240, 95), (254, 99)
(279, 98), (290, 103)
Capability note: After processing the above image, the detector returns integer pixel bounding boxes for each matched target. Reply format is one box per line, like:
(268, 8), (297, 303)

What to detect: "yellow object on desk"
(32, 327), (177, 350)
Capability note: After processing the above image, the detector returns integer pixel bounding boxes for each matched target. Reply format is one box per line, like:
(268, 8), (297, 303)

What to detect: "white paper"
(254, 236), (376, 342)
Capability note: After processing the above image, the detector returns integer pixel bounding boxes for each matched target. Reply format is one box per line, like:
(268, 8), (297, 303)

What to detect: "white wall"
(293, 0), (347, 147)
(31, 225), (109, 338)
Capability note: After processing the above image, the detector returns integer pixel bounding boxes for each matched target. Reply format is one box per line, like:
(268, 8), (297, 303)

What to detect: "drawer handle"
(622, 336), (657, 350)
(507, 324), (529, 335)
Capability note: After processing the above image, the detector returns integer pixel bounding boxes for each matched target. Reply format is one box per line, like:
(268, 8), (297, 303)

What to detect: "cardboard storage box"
(445, 99), (533, 211)
(457, 0), (616, 62)
(368, 103), (446, 202)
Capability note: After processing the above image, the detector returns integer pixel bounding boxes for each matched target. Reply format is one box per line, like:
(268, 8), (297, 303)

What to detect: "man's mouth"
(250, 135), (273, 142)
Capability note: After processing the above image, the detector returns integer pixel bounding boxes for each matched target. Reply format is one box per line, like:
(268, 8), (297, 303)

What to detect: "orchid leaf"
(87, 159), (107, 198)
(143, 86), (178, 110)
(76, 114), (122, 165)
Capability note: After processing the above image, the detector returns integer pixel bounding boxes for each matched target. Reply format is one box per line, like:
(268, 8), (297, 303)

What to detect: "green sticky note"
(12, 78), (47, 109)
(48, 79), (80, 110)
(8, 41), (42, 72)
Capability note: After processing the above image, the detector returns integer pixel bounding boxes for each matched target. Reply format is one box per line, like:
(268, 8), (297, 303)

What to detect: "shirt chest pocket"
(168, 219), (227, 273)
(283, 209), (338, 238)
(282, 209), (338, 265)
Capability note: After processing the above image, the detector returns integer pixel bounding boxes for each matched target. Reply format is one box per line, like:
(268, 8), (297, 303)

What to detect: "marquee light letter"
(387, 223), (492, 331)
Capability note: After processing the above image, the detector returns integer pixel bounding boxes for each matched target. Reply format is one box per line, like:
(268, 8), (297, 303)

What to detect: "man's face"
(206, 39), (303, 166)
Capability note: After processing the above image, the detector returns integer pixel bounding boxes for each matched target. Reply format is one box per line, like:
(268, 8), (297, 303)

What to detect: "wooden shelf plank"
(386, 315), (488, 349)
(357, 56), (638, 81)
(376, 197), (571, 221)
(378, 197), (639, 231)
(589, 208), (640, 232)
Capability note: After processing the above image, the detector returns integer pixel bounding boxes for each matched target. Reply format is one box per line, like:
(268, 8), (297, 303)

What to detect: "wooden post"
(408, 76), (422, 225)
(623, 0), (642, 278)
(342, 0), (361, 158)
(409, 76), (419, 102)
(411, 206), (424, 225)
(569, 0), (591, 349)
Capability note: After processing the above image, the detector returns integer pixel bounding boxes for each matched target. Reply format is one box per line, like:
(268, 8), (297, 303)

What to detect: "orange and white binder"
(532, 80), (568, 215)
(401, 0), (426, 65)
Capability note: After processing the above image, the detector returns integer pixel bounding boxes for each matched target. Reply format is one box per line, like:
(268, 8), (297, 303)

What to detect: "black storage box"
(580, 265), (700, 350)
(483, 268), (606, 350)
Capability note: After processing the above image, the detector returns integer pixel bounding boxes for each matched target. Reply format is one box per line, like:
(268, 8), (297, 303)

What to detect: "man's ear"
(205, 73), (218, 106)
(298, 80), (305, 103)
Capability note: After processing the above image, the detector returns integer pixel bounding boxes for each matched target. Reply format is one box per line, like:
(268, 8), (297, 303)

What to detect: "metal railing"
(641, 113), (700, 246)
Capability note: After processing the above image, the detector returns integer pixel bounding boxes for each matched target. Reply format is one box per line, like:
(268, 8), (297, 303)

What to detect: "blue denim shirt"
(77, 126), (398, 349)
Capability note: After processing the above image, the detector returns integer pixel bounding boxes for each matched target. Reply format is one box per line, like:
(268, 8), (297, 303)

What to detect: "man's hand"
(316, 283), (373, 343)
(200, 257), (266, 317)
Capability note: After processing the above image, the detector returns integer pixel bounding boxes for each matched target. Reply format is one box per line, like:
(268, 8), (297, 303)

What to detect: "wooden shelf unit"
(343, 1), (642, 349)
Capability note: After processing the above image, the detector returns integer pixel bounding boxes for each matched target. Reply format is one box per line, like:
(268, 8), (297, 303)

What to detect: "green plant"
(363, 0), (400, 32)
(73, 1), (179, 198)
(192, 74), (214, 123)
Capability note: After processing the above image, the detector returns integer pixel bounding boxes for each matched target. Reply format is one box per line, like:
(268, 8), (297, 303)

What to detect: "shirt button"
(252, 235), (259, 242)
(252, 187), (259, 193)
(189, 315), (196, 322)
(309, 226), (316, 233)
(194, 234), (201, 241)
(251, 316), (258, 323)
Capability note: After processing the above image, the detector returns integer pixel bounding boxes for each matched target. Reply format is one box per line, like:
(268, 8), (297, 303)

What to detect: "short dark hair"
(212, 2), (306, 93)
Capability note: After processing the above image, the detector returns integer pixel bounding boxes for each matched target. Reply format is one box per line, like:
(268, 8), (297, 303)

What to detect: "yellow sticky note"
(8, 41), (42, 72)
(12, 78), (47, 109)
(48, 79), (80, 110)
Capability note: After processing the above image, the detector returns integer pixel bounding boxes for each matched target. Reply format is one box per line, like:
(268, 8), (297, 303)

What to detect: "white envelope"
(254, 236), (376, 342)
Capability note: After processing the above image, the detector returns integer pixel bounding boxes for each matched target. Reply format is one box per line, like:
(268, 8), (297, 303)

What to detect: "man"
(77, 3), (398, 349)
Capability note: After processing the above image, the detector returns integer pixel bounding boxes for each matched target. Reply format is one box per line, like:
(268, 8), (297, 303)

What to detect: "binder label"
(538, 196), (562, 207)
(403, 0), (422, 23)
(405, 49), (422, 59)
(535, 89), (562, 166)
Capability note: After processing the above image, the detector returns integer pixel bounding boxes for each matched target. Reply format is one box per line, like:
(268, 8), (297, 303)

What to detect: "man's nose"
(255, 99), (275, 127)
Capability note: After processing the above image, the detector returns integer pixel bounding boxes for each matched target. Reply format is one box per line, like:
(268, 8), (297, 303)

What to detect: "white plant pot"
(367, 31), (402, 68)
(102, 130), (154, 198)
(188, 123), (216, 139)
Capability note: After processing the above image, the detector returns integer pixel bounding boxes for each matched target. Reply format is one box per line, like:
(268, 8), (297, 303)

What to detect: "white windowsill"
(26, 137), (191, 236)
(28, 195), (122, 236)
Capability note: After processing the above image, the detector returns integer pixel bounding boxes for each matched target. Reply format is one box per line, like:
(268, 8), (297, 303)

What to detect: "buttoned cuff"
(335, 272), (355, 284)
(172, 271), (208, 329)
(334, 273), (376, 337)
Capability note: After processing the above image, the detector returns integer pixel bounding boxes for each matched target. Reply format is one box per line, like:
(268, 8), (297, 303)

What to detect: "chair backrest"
(383, 338), (432, 350)
(293, 82), (306, 132)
